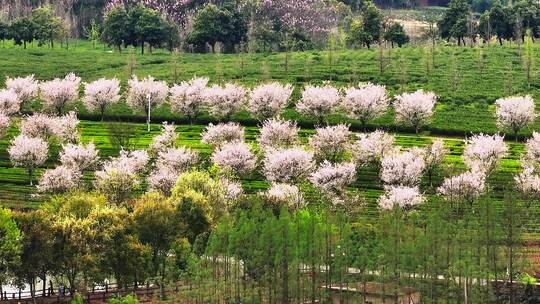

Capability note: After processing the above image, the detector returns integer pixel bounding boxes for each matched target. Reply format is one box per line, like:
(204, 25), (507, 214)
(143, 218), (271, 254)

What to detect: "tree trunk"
(141, 41), (145, 54)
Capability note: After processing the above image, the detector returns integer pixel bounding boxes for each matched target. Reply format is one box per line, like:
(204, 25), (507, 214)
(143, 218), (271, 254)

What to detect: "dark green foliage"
(101, 6), (130, 51)
(383, 22), (410, 47)
(31, 6), (65, 48)
(347, 1), (383, 48)
(438, 0), (471, 45)
(9, 18), (36, 49)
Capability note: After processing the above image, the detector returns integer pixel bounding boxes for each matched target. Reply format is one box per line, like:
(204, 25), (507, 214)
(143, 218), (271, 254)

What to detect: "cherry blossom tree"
(59, 143), (100, 171)
(220, 178), (244, 202)
(515, 165), (540, 199)
(204, 83), (247, 121)
(438, 170), (486, 202)
(309, 161), (356, 197)
(155, 147), (199, 173)
(394, 90), (437, 134)
(525, 132), (540, 162)
(380, 150), (425, 186)
(147, 167), (179, 196)
(378, 186), (424, 210)
(422, 139), (449, 186)
(20, 113), (58, 140)
(296, 84), (340, 125)
(37, 166), (82, 193)
(126, 76), (169, 132)
(39, 73), (81, 115)
(170, 77), (209, 123)
(5, 75), (39, 109)
(495, 95), (537, 140)
(265, 183), (305, 210)
(342, 83), (389, 129)
(0, 89), (21, 115)
(149, 122), (178, 156)
(309, 124), (351, 161)
(349, 130), (396, 166)
(211, 142), (257, 176)
(8, 135), (49, 185)
(0, 113), (10, 138)
(248, 82), (293, 120)
(462, 133), (507, 175)
(83, 78), (121, 120)
(257, 118), (299, 151)
(201, 122), (244, 147)
(53, 112), (80, 144)
(263, 147), (315, 183)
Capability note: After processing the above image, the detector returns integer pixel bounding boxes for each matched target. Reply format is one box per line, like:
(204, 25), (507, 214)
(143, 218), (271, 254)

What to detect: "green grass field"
(0, 40), (538, 232)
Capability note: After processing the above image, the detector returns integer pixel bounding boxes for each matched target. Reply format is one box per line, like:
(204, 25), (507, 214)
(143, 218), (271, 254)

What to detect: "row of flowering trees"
(1, 74), (536, 136)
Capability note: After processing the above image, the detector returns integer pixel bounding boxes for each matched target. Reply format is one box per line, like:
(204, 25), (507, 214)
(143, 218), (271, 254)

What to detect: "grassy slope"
(0, 40), (538, 232)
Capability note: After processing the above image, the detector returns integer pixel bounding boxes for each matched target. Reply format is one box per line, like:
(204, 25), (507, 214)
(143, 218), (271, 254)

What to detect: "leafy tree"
(131, 5), (168, 54)
(513, 0), (540, 40)
(383, 22), (410, 47)
(10, 17), (35, 49)
(101, 6), (130, 52)
(0, 208), (21, 289)
(488, 0), (514, 45)
(187, 4), (247, 53)
(83, 19), (101, 49)
(346, 1), (382, 48)
(0, 21), (9, 45)
(438, 0), (470, 45)
(31, 6), (65, 48)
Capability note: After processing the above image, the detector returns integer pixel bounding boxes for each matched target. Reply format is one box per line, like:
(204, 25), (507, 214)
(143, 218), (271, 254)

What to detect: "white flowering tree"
(149, 122), (178, 156)
(20, 113), (58, 140)
(39, 73), (81, 115)
(257, 118), (300, 151)
(248, 82), (293, 120)
(211, 142), (257, 176)
(204, 83), (247, 121)
(53, 112), (80, 144)
(169, 77), (209, 123)
(462, 133), (507, 175)
(265, 183), (305, 210)
(59, 142), (100, 171)
(380, 150), (425, 186)
(0, 113), (10, 138)
(201, 122), (244, 147)
(147, 168), (179, 196)
(263, 147), (315, 183)
(438, 170), (486, 202)
(309, 161), (356, 200)
(349, 130), (396, 166)
(126, 76), (169, 132)
(5, 74), (39, 109)
(525, 132), (540, 162)
(422, 139), (449, 186)
(296, 84), (340, 125)
(37, 166), (82, 193)
(343, 83), (389, 129)
(309, 124), (351, 161)
(515, 166), (540, 199)
(394, 90), (437, 134)
(220, 178), (244, 202)
(156, 147), (199, 173)
(83, 78), (121, 120)
(495, 95), (537, 140)
(0, 89), (21, 115)
(8, 135), (49, 185)
(378, 185), (424, 210)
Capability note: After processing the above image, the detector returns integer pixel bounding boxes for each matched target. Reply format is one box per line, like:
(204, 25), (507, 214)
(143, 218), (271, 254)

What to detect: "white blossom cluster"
(495, 95), (536, 135)
(39, 73), (81, 114)
(170, 77), (209, 120)
(263, 147), (315, 183)
(201, 122), (244, 147)
(309, 124), (351, 161)
(83, 78), (121, 118)
(204, 83), (247, 120)
(342, 83), (389, 126)
(350, 130), (396, 166)
(257, 118), (299, 151)
(248, 82), (293, 119)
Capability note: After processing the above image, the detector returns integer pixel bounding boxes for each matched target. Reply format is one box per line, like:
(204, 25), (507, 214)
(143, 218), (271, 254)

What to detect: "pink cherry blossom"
(343, 83), (389, 126)
(248, 82), (293, 119)
(296, 84), (340, 123)
(394, 90), (437, 133)
(5, 74), (39, 106)
(83, 78), (121, 119)
(149, 122), (178, 156)
(147, 167), (179, 196)
(59, 142), (100, 171)
(265, 183), (305, 210)
(350, 130), (396, 166)
(39, 73), (81, 114)
(515, 165), (540, 198)
(170, 77), (209, 121)
(0, 89), (21, 115)
(525, 132), (540, 162)
(204, 83), (247, 121)
(155, 147), (199, 173)
(495, 95), (537, 135)
(53, 112), (80, 143)
(201, 122), (244, 147)
(378, 186), (424, 210)
(309, 161), (356, 194)
(211, 142), (257, 175)
(20, 113), (58, 140)
(264, 147), (315, 183)
(94, 164), (140, 204)
(462, 133), (507, 175)
(380, 150), (425, 186)
(0, 113), (10, 138)
(257, 118), (299, 151)
(309, 124), (351, 161)
(8, 135), (49, 185)
(438, 170), (486, 201)
(220, 178), (244, 201)
(126, 76), (168, 130)
(37, 165), (82, 193)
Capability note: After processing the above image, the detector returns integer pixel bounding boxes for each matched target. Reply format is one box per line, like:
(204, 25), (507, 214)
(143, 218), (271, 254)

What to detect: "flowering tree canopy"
(296, 84), (340, 124)
(37, 166), (82, 193)
(59, 143), (100, 171)
(309, 124), (351, 161)
(53, 112), (80, 144)
(211, 142), (257, 176)
(20, 113), (58, 140)
(5, 74), (39, 107)
(39, 73), (81, 115)
(170, 77), (209, 121)
(204, 83), (247, 121)
(0, 113), (9, 138)
(423, 139), (449, 185)
(257, 118), (299, 151)
(155, 147), (199, 173)
(309, 161), (356, 195)
(201, 122), (244, 147)
(350, 130), (396, 166)
(343, 83), (389, 127)
(83, 78), (121, 120)
(265, 183), (305, 210)
(378, 186), (424, 210)
(147, 167), (179, 196)
(248, 82), (293, 120)
(438, 170), (486, 201)
(380, 150), (425, 186)
(220, 178), (244, 202)
(495, 95), (537, 137)
(264, 147), (315, 183)
(8, 135), (49, 185)
(126, 76), (168, 130)
(525, 132), (540, 162)
(462, 133), (507, 175)
(149, 122), (178, 156)
(0, 89), (21, 115)
(394, 90), (437, 133)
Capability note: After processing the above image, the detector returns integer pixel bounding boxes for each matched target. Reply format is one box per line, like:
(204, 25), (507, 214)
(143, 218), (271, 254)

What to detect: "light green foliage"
(0, 208), (22, 285)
